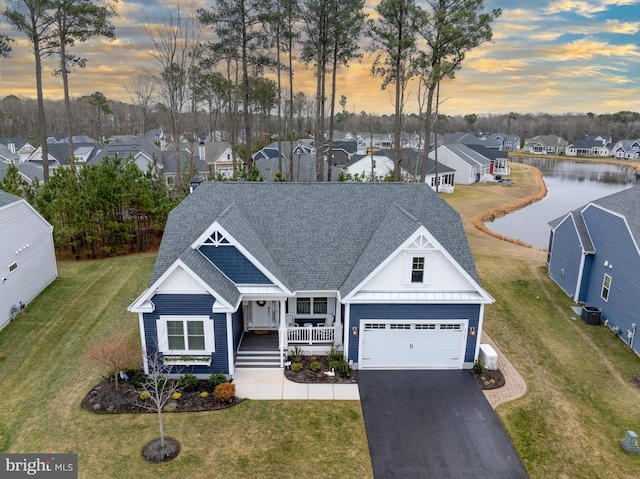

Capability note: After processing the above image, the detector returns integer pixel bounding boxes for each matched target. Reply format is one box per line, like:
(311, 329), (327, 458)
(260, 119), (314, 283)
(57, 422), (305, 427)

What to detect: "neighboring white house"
(0, 191), (57, 332)
(429, 144), (491, 185)
(342, 153), (408, 181)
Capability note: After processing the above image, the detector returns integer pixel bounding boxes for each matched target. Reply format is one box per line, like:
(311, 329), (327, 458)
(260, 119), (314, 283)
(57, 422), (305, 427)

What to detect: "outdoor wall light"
(352, 327), (358, 336)
(604, 260), (609, 266)
(469, 327), (476, 336)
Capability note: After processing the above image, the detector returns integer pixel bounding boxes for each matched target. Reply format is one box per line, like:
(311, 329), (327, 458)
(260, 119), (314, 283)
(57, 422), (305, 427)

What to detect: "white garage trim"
(358, 319), (468, 369)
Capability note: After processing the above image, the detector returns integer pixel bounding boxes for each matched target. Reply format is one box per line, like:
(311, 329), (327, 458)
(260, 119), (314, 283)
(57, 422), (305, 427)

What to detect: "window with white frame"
(411, 257), (425, 283)
(601, 274), (611, 301)
(9, 262), (18, 273)
(157, 316), (214, 354)
(296, 297), (328, 315)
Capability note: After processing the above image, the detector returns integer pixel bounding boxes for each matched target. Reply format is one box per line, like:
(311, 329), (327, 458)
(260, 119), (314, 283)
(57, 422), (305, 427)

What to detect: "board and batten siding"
(548, 217), (584, 301)
(199, 245), (272, 284)
(143, 294), (230, 374)
(0, 200), (57, 331)
(581, 206), (640, 356)
(361, 250), (471, 292)
(347, 303), (481, 365)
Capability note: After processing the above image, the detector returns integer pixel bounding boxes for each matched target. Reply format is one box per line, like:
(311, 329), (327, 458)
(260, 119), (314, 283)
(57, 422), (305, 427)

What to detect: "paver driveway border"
(358, 370), (528, 479)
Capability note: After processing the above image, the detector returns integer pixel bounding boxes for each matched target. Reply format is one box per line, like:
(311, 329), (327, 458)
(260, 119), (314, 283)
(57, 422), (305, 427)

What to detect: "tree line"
(2, 0), (500, 188)
(1, 157), (174, 258)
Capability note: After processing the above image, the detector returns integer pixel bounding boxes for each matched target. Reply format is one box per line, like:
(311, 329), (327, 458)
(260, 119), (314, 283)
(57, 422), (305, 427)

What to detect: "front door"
(251, 301), (278, 329)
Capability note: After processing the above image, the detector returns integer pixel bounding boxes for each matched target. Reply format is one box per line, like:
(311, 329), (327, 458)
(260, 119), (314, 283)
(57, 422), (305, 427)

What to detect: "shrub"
(171, 392), (182, 400)
(214, 382), (236, 403)
(179, 373), (199, 392)
(328, 343), (342, 363)
(291, 362), (303, 372)
(310, 361), (321, 372)
(336, 359), (352, 378)
(200, 391), (209, 398)
(473, 359), (485, 375)
(129, 370), (147, 388)
(139, 391), (150, 400)
(208, 371), (228, 391)
(329, 360), (340, 370)
(290, 345), (304, 362)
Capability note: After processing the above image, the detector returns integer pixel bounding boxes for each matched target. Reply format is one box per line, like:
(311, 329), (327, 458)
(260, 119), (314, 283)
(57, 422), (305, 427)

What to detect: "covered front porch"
(239, 297), (344, 368)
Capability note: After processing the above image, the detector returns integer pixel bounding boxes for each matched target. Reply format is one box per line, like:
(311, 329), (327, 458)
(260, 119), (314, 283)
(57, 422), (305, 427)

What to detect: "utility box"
(581, 306), (601, 325)
(479, 344), (498, 370)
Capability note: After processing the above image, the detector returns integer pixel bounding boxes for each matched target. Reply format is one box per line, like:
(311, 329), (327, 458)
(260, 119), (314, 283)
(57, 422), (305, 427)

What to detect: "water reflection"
(485, 159), (640, 248)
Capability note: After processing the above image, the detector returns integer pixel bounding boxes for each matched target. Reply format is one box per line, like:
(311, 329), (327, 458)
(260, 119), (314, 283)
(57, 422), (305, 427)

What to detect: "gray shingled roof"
(0, 190), (21, 208)
(151, 183), (480, 299)
(591, 185), (640, 245)
(549, 185), (640, 251)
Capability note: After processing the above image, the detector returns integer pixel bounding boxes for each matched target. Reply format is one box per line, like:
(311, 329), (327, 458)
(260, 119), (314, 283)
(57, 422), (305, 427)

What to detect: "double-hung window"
(601, 274), (611, 301)
(412, 257), (425, 283)
(296, 297), (328, 315)
(157, 316), (214, 354)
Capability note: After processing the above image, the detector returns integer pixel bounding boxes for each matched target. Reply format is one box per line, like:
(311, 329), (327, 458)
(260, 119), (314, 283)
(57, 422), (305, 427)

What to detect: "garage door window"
(415, 324), (435, 330)
(440, 324), (461, 330)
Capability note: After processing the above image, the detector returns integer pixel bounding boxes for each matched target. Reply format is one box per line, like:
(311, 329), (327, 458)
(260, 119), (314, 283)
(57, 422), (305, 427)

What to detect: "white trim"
(128, 258), (237, 313)
(601, 273), (612, 302)
(157, 315), (214, 355)
(190, 221), (292, 294)
(226, 312), (235, 378)
(138, 313), (149, 374)
(474, 304), (484, 363)
(342, 226), (494, 304)
(344, 305), (351, 362)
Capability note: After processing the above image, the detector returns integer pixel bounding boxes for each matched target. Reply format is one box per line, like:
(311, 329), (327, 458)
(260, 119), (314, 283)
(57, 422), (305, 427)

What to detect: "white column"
(334, 300), (343, 347)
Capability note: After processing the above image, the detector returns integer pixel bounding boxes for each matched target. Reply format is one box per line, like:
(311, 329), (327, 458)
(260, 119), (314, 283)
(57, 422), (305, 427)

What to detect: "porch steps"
(235, 350), (282, 369)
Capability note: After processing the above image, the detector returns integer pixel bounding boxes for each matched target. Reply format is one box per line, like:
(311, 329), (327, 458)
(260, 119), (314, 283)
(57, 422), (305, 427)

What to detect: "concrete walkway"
(232, 335), (526, 409)
(233, 369), (360, 400)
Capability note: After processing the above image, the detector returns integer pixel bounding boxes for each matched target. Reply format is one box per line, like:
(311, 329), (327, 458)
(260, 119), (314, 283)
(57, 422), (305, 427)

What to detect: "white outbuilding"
(0, 191), (57, 331)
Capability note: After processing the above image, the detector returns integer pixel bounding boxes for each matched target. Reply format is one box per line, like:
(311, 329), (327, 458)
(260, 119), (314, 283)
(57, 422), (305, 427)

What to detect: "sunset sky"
(1, 0), (640, 117)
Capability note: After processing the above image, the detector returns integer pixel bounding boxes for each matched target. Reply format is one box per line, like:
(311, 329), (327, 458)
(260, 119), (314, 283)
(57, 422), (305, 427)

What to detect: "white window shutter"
(401, 253), (412, 285)
(156, 319), (169, 352)
(424, 253), (435, 285)
(204, 318), (215, 352)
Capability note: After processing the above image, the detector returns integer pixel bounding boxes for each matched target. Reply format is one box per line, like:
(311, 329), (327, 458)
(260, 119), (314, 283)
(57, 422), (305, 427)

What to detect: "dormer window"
(411, 257), (425, 283)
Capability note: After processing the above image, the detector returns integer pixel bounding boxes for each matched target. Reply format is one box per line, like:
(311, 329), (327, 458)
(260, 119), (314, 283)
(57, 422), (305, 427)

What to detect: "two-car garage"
(359, 320), (468, 369)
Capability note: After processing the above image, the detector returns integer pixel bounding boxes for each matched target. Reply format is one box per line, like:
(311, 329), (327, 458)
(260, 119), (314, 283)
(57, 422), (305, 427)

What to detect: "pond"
(484, 158), (640, 249)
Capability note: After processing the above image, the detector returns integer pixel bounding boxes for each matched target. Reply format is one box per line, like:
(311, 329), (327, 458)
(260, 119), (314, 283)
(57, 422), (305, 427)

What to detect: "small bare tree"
(86, 335), (140, 390)
(137, 349), (184, 450)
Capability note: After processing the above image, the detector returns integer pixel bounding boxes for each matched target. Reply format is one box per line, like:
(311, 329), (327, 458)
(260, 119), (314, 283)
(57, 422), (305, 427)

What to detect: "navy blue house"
(547, 185), (640, 356)
(129, 183), (493, 378)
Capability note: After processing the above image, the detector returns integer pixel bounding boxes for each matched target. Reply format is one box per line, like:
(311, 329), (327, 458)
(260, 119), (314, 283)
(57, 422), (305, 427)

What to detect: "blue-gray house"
(547, 185), (640, 356)
(129, 183), (493, 378)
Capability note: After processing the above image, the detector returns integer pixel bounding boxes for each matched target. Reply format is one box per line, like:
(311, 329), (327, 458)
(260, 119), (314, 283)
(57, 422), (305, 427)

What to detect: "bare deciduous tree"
(144, 5), (200, 196)
(136, 349), (184, 449)
(85, 334), (140, 390)
(124, 70), (157, 136)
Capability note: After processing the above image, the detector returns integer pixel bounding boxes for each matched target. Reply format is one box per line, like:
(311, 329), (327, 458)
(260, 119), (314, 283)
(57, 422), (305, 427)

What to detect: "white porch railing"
(494, 166), (511, 175)
(287, 326), (335, 344)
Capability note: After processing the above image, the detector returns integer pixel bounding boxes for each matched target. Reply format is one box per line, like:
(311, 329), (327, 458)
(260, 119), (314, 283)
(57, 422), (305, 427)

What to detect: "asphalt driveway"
(358, 370), (528, 479)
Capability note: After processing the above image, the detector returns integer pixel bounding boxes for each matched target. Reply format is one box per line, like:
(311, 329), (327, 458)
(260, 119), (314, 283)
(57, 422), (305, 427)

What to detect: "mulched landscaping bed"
(472, 368), (505, 390)
(81, 379), (243, 414)
(284, 355), (357, 384)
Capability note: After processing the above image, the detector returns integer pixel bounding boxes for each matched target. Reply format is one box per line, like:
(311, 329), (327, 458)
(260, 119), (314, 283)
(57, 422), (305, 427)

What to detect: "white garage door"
(360, 320), (467, 369)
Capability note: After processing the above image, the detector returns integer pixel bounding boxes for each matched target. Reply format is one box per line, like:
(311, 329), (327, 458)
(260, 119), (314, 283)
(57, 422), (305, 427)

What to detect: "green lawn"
(446, 164), (640, 478)
(0, 255), (372, 479)
(2, 167), (640, 478)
